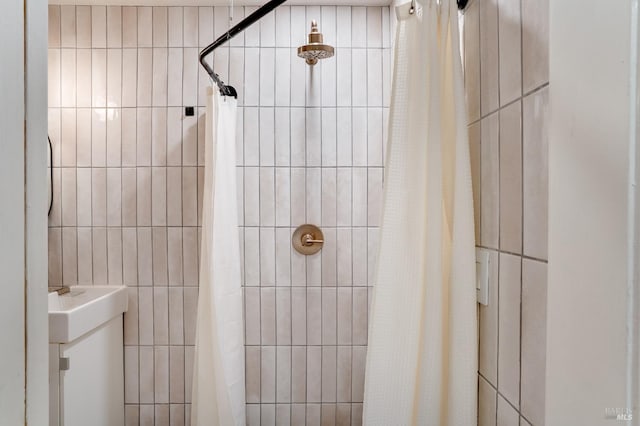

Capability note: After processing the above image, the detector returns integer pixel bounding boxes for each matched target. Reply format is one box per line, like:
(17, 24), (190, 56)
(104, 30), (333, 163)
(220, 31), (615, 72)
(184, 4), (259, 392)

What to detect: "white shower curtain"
(191, 87), (246, 426)
(363, 1), (477, 425)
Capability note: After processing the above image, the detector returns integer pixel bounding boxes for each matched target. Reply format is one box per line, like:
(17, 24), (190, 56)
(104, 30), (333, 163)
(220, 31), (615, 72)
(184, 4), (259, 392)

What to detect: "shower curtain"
(191, 87), (246, 426)
(363, 0), (477, 425)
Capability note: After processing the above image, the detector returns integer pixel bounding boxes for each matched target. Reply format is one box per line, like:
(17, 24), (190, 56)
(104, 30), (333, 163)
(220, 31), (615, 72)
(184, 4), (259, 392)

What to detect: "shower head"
(297, 20), (334, 66)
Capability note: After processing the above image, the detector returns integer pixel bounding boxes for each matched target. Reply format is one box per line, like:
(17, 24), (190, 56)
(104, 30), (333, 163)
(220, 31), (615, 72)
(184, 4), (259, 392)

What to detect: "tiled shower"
(463, 0), (549, 425)
(47, 4), (391, 425)
(46, 0), (550, 425)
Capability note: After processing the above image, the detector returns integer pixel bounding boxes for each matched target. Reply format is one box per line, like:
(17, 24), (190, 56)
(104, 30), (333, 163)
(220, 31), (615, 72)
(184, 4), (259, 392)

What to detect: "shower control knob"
(293, 224), (324, 255)
(302, 233), (324, 246)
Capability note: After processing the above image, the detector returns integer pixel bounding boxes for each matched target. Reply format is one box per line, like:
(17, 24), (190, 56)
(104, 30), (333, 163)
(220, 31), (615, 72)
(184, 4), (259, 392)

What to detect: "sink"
(48, 285), (128, 343)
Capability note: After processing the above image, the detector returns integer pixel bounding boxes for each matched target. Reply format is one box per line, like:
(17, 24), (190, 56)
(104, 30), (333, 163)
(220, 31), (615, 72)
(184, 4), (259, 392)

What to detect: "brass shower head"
(297, 20), (334, 66)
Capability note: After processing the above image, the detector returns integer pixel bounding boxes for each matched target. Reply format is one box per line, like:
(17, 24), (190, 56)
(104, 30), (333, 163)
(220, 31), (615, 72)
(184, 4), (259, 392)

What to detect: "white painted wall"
(547, 1), (639, 424)
(26, 0), (51, 424)
(0, 0), (49, 424)
(0, 0), (27, 423)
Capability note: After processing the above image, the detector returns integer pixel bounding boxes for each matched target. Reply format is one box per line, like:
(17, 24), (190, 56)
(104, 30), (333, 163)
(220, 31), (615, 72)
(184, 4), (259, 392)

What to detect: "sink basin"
(48, 285), (128, 343)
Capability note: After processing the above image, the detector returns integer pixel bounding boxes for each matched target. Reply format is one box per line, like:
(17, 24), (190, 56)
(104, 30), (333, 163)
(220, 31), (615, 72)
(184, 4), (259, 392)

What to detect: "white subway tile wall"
(463, 0), (549, 425)
(48, 5), (391, 425)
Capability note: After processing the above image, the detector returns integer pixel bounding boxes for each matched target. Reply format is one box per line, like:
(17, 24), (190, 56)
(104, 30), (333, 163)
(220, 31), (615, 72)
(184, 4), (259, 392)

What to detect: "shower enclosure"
(47, 3), (392, 424)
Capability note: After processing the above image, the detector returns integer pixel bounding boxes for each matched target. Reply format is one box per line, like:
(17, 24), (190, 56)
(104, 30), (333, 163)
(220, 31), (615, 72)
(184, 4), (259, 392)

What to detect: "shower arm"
(199, 0), (287, 98)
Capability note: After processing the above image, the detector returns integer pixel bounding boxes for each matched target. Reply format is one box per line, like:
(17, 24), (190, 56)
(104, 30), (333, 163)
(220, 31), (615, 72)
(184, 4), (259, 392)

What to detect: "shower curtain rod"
(199, 0), (287, 97)
(199, 0), (468, 97)
(457, 0), (469, 10)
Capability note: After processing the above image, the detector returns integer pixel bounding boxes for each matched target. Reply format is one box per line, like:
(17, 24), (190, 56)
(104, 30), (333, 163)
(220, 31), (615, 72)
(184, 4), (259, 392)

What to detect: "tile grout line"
(363, 6), (370, 412)
(333, 5), (340, 413)
(518, 0), (525, 421)
(87, 5), (95, 288)
(475, 244), (548, 265)
(468, 81), (549, 128)
(160, 7), (172, 412)
(348, 4), (355, 418)
(474, 0), (485, 418)
(318, 5), (326, 417)
(479, 371), (533, 424)
(254, 9), (264, 411)
(495, 0), (502, 420)
(135, 6), (144, 413)
(302, 6), (309, 420)
(286, 4), (295, 418)
(269, 5), (280, 413)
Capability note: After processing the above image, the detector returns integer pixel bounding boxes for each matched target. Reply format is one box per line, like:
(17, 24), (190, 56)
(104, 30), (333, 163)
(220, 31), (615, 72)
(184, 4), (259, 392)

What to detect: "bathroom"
(0, 0), (637, 425)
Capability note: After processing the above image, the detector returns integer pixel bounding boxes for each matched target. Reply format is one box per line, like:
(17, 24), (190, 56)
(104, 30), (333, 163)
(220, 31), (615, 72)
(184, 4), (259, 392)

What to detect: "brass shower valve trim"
(292, 224), (324, 255)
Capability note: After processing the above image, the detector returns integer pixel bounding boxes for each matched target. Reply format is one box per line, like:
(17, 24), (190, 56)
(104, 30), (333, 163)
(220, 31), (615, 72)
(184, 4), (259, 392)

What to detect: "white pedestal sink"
(48, 286), (128, 426)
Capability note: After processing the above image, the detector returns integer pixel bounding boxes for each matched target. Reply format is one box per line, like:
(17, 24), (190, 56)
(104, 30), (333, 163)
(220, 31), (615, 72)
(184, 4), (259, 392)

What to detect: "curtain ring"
(409, 0), (416, 14)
